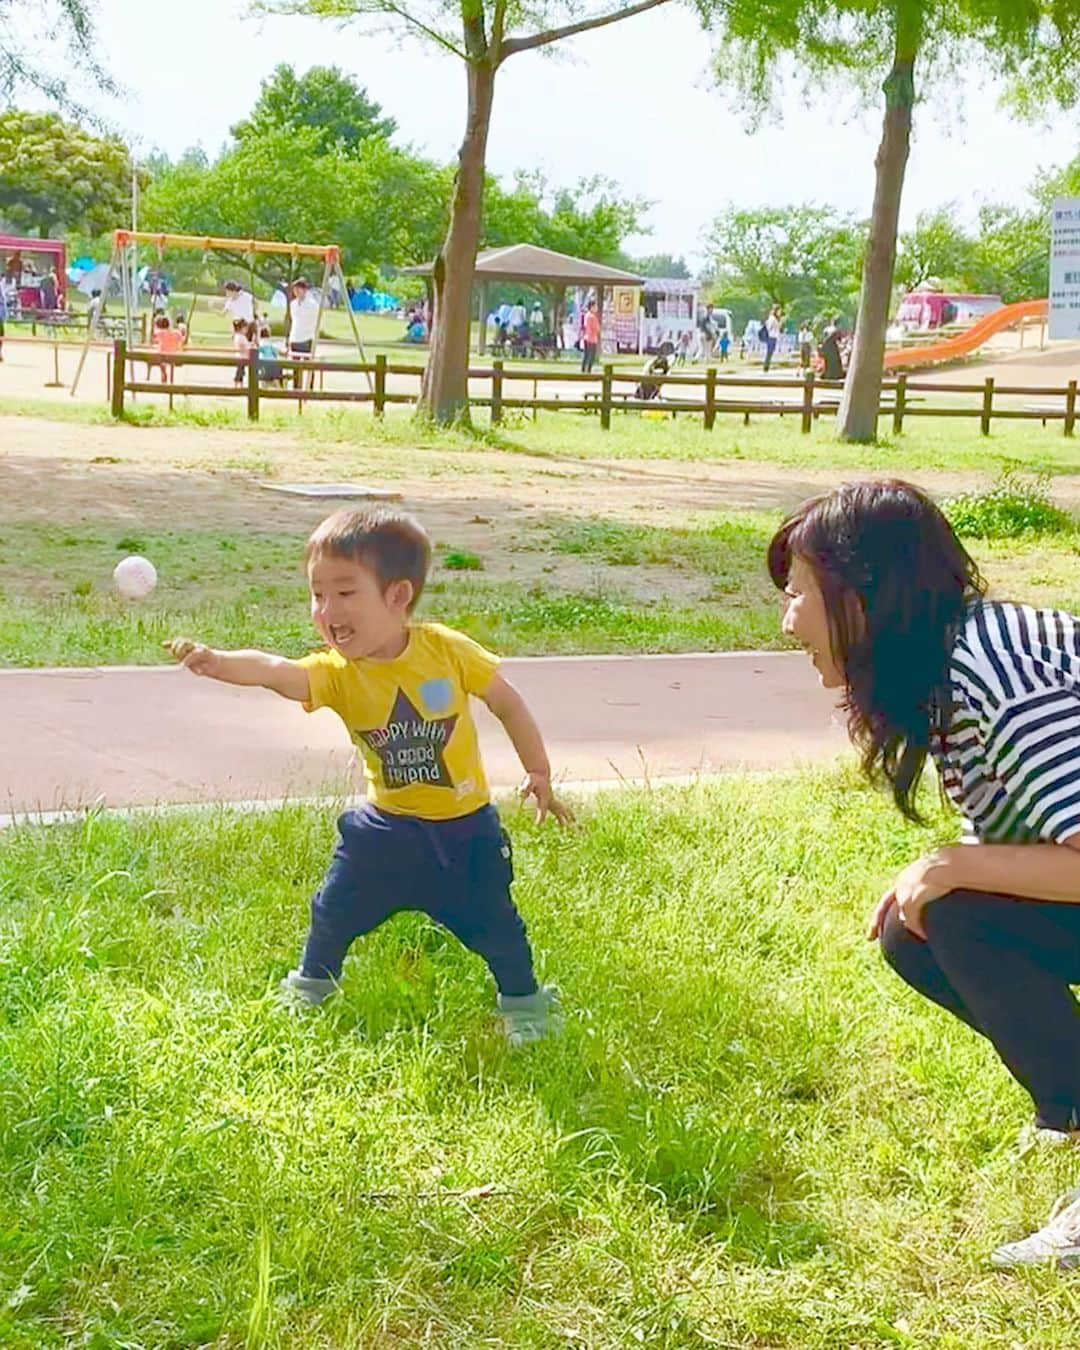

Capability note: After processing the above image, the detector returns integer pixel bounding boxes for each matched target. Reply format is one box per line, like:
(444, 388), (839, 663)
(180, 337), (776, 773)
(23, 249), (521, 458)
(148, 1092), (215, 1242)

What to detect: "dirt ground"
(0, 412), (1046, 579)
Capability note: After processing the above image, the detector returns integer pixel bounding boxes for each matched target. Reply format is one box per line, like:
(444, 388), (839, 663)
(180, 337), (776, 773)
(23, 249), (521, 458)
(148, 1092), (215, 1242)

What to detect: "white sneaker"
(991, 1188), (1080, 1269)
(1016, 1122), (1080, 1156)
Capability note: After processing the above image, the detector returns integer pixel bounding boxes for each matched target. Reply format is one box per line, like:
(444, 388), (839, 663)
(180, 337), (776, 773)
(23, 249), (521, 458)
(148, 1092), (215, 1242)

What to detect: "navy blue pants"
(300, 803), (538, 996)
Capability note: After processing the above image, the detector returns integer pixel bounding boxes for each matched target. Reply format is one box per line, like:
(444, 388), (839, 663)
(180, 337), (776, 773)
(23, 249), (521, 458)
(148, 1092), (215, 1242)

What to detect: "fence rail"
(109, 340), (1080, 436)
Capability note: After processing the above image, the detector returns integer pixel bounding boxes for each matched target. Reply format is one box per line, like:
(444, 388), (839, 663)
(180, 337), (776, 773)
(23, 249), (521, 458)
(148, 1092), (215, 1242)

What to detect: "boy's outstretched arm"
(481, 673), (573, 825)
(164, 637), (310, 702)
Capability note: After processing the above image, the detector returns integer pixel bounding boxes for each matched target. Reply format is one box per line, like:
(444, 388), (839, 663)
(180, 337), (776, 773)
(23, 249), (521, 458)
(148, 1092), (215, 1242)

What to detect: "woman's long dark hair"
(767, 480), (986, 820)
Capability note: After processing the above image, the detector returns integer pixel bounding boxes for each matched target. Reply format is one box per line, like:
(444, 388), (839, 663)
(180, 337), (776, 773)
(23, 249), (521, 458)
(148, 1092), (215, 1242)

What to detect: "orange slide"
(883, 298), (1048, 370)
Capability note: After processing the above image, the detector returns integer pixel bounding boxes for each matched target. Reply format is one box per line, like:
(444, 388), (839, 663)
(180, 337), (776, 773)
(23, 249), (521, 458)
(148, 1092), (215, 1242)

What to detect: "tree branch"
(379, 0), (468, 59)
(499, 0), (670, 60)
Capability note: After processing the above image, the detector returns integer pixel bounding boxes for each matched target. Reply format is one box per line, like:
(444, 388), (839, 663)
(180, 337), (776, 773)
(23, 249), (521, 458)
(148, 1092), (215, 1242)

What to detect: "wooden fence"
(110, 340), (1080, 436)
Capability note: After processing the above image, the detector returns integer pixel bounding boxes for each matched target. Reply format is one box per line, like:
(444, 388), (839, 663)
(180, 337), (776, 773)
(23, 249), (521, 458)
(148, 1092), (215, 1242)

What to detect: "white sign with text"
(1050, 197), (1080, 340)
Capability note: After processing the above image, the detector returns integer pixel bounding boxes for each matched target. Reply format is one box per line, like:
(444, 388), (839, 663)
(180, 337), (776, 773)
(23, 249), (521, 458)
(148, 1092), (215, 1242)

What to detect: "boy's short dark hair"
(305, 509), (431, 611)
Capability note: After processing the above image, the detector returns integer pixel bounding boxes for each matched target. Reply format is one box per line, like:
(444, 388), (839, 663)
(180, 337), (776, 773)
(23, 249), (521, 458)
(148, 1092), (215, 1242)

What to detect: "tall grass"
(2, 772), (1079, 1344)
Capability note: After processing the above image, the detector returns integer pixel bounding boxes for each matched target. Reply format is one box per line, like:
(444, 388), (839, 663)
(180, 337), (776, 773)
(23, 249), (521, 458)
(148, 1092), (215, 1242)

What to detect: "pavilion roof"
(402, 243), (644, 287)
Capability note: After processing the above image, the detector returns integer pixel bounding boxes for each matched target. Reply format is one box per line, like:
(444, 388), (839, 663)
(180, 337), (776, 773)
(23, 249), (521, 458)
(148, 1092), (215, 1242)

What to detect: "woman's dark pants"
(880, 889), (1080, 1131)
(300, 803), (538, 997)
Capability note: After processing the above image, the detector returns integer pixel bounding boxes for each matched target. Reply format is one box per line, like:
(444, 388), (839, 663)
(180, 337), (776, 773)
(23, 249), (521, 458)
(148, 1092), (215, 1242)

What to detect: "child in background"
(256, 324), (284, 385)
(674, 329), (693, 367)
(231, 317), (253, 386)
(173, 310), (189, 344)
(166, 509), (570, 1044)
(718, 327), (731, 363)
(152, 313), (186, 383)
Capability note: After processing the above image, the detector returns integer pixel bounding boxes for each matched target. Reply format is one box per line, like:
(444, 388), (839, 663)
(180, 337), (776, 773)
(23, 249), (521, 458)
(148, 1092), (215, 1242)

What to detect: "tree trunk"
(837, 46), (916, 443)
(419, 56), (496, 423)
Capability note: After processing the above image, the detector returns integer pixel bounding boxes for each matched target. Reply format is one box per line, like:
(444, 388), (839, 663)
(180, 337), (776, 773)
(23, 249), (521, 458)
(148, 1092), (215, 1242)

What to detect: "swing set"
(70, 229), (370, 395)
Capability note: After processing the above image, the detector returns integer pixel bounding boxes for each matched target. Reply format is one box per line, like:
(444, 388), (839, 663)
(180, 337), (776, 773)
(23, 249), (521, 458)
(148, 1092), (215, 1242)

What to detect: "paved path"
(1, 653), (845, 819)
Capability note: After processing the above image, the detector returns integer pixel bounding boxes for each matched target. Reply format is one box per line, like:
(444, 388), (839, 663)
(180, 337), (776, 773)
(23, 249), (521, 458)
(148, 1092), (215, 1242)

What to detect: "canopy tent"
(402, 244), (644, 353)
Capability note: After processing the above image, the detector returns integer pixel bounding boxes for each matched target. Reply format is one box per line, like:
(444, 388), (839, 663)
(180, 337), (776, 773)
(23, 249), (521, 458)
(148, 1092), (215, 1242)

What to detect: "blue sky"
(55, 0), (1080, 266)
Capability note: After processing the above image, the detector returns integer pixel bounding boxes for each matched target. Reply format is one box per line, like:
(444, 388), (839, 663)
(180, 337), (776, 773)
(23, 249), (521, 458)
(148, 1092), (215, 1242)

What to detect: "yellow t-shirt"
(299, 622), (500, 820)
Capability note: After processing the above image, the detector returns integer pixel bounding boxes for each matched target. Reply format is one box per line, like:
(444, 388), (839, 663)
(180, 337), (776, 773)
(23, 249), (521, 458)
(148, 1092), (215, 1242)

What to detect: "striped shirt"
(939, 601), (1080, 843)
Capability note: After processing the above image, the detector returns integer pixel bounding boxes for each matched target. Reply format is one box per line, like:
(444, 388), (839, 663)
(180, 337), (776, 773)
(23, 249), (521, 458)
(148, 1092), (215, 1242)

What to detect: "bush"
(941, 472), (1074, 539)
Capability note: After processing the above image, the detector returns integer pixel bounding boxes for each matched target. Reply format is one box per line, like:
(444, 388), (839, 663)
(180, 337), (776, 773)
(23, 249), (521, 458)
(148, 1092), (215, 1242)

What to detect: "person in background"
(820, 317), (844, 381)
(256, 324), (285, 385)
(741, 315), (757, 360)
(40, 270), (58, 313)
(507, 297), (528, 336)
(222, 280), (255, 327)
(674, 328), (693, 366)
(231, 317), (253, 387)
(763, 305), (783, 372)
(798, 320), (815, 371)
(152, 313), (186, 383)
(697, 303), (718, 364)
(529, 299), (544, 334)
(581, 299), (601, 374)
(87, 288), (104, 338)
(288, 277), (321, 389)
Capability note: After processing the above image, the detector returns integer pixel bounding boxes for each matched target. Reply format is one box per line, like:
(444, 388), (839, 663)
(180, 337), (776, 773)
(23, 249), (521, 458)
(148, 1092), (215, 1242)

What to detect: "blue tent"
(350, 288), (398, 313)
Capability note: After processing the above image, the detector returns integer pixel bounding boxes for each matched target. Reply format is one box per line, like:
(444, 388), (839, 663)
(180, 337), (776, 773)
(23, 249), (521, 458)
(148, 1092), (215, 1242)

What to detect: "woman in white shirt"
(770, 478), (1080, 1270)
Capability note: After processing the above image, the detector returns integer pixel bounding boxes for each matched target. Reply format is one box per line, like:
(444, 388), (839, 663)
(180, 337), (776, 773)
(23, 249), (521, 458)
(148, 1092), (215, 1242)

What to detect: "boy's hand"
(163, 636), (221, 679)
(521, 772), (574, 826)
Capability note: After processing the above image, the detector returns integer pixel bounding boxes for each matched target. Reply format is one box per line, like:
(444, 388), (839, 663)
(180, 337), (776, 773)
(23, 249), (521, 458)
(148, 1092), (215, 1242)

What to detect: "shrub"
(941, 472), (1074, 539)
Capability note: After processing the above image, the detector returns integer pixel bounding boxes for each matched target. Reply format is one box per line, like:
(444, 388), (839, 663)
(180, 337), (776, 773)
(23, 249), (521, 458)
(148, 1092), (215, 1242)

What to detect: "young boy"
(166, 509), (570, 1043)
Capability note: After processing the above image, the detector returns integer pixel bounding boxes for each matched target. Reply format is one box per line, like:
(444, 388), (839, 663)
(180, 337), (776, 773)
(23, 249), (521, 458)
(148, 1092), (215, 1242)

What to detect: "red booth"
(1, 235), (68, 313)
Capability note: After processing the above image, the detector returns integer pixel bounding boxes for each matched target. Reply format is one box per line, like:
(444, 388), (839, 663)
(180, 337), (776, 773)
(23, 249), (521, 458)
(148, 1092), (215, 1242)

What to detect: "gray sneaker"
(497, 985), (562, 1046)
(278, 969), (338, 1009)
(991, 1188), (1080, 1269)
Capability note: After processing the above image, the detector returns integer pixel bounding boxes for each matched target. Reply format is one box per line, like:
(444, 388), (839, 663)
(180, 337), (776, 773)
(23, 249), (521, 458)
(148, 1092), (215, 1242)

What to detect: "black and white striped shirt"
(939, 601), (1080, 844)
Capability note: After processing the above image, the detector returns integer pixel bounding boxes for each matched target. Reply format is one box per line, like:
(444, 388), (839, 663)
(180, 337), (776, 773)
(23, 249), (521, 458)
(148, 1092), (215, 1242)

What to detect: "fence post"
(111, 339), (126, 418)
(703, 366), (717, 430)
(980, 377), (995, 436)
(246, 352), (260, 421)
(374, 354), (387, 416)
(490, 359), (504, 425)
(1067, 379), (1077, 437)
(600, 363), (613, 431)
(801, 370), (815, 435)
(892, 373), (907, 435)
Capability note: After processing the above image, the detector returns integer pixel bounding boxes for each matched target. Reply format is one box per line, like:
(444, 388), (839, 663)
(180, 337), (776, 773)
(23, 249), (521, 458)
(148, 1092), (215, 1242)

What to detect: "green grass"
(5, 397), (1080, 476)
(3, 771), (1080, 1344)
(5, 514), (1080, 667)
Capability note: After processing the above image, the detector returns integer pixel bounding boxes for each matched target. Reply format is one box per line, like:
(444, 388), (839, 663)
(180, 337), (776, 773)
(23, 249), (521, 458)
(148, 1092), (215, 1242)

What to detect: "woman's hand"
(867, 849), (957, 942)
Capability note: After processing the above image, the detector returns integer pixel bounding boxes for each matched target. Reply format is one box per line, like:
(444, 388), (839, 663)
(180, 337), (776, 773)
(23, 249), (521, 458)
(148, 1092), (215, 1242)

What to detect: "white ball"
(113, 554), (157, 599)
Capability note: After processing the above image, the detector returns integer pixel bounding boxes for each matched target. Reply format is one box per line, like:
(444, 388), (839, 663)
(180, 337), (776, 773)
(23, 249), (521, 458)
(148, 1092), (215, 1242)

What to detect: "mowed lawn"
(2, 772), (1078, 1346)
(2, 512), (1079, 667)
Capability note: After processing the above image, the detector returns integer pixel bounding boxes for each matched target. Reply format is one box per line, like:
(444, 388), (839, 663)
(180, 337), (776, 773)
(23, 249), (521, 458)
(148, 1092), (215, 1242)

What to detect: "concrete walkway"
(1, 652), (846, 819)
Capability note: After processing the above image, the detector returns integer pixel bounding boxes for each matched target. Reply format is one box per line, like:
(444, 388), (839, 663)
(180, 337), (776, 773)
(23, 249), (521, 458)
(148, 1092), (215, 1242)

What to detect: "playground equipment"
(70, 230), (369, 395)
(884, 299), (1048, 370)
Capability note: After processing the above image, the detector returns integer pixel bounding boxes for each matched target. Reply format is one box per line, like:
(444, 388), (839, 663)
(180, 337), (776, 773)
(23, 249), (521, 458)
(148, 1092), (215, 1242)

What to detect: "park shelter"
(402, 244), (644, 353)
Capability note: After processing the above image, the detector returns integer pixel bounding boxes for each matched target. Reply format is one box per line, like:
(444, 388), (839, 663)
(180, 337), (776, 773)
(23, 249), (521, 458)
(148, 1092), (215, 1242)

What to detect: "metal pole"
(336, 257), (372, 391)
(70, 242), (121, 396)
